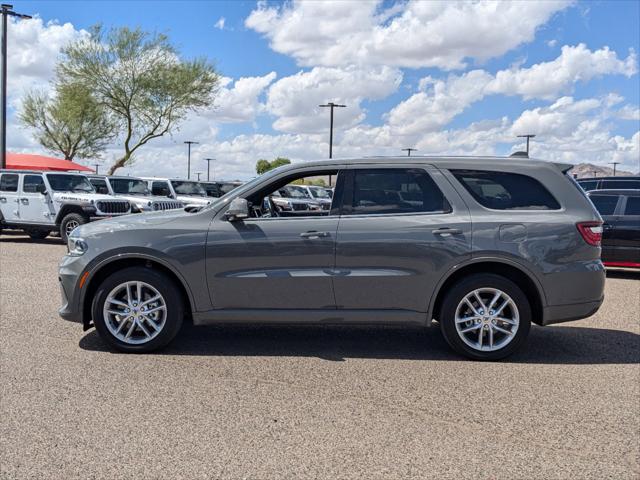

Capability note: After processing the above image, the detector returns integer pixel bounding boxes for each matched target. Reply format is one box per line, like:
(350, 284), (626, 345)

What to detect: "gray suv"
(58, 157), (605, 360)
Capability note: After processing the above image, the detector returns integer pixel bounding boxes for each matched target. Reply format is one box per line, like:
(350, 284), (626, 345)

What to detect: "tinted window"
(23, 175), (45, 193)
(0, 174), (18, 192)
(46, 174), (94, 193)
(624, 197), (640, 215)
(89, 178), (110, 195)
(601, 179), (640, 190)
(152, 181), (170, 196)
(451, 170), (560, 210)
(203, 183), (221, 197)
(171, 181), (206, 196)
(578, 180), (598, 191)
(590, 195), (620, 215)
(219, 182), (241, 195)
(349, 168), (450, 215)
(111, 178), (150, 195)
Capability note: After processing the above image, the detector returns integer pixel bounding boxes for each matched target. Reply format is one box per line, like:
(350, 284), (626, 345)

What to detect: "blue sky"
(8, 1), (640, 178)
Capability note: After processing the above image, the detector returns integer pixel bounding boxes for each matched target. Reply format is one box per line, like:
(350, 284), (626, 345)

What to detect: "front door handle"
(433, 227), (462, 236)
(20, 198), (29, 205)
(0, 196), (6, 203)
(300, 230), (330, 239)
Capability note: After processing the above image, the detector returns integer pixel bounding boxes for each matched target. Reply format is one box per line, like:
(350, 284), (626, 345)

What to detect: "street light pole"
(94, 164), (100, 174)
(516, 134), (536, 155)
(401, 148), (417, 157)
(0, 4), (31, 169)
(184, 141), (198, 179)
(195, 172), (202, 181)
(319, 102), (346, 159)
(609, 161), (620, 176)
(204, 158), (215, 181)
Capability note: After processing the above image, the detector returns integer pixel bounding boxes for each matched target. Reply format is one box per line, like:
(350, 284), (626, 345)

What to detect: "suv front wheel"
(92, 267), (184, 353)
(439, 273), (531, 361)
(60, 212), (88, 242)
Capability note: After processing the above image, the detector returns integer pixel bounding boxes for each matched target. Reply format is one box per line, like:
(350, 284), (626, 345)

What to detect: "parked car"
(59, 156), (605, 360)
(577, 176), (640, 191)
(298, 184), (333, 210)
(201, 181), (243, 198)
(142, 177), (211, 208)
(0, 170), (130, 241)
(269, 185), (322, 213)
(88, 175), (184, 213)
(587, 189), (640, 268)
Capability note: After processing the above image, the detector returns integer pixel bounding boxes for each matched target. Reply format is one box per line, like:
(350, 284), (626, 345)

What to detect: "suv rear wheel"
(439, 273), (531, 360)
(91, 267), (184, 353)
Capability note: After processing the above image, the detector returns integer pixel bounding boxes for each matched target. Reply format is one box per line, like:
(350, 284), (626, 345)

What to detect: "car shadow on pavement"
(79, 323), (640, 364)
(606, 269), (640, 280)
(0, 233), (62, 245)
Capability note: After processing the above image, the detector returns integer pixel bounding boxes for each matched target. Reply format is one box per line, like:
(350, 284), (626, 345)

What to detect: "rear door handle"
(0, 196), (6, 203)
(20, 198), (29, 205)
(433, 227), (462, 236)
(300, 230), (330, 239)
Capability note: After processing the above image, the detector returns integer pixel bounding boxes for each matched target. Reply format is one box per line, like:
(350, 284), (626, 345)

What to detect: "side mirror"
(36, 184), (47, 195)
(224, 197), (249, 221)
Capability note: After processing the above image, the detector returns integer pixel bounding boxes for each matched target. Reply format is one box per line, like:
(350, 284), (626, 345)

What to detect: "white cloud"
(266, 65), (402, 133)
(7, 17), (86, 98)
(615, 104), (640, 121)
(214, 17), (226, 30)
(209, 72), (277, 123)
(246, 0), (572, 69)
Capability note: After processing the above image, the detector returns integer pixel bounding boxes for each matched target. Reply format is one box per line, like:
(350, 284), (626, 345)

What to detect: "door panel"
(19, 175), (53, 224)
(206, 216), (339, 310)
(0, 173), (20, 222)
(333, 166), (472, 313)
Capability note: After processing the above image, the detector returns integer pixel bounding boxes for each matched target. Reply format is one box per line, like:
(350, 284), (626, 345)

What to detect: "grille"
(96, 200), (130, 214)
(152, 201), (183, 211)
(292, 203), (309, 211)
(321, 203), (331, 211)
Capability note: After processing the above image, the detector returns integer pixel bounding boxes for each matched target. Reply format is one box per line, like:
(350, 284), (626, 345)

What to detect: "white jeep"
(0, 170), (131, 241)
(142, 177), (212, 209)
(88, 175), (184, 213)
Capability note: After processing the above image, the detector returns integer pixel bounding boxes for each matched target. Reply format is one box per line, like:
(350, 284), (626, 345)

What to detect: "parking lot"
(0, 234), (638, 479)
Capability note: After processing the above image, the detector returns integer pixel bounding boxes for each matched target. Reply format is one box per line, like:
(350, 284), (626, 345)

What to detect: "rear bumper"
(541, 298), (604, 326)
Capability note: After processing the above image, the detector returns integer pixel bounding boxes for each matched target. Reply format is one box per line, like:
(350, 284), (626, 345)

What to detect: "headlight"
(67, 237), (88, 256)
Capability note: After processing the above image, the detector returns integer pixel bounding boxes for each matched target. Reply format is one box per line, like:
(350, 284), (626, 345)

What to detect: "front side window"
(0, 174), (19, 192)
(623, 197), (640, 215)
(590, 195), (620, 215)
(451, 170), (561, 210)
(23, 175), (45, 193)
(151, 181), (170, 196)
(347, 168), (450, 215)
(111, 179), (150, 195)
(89, 178), (110, 195)
(171, 181), (206, 196)
(578, 180), (598, 191)
(46, 174), (94, 193)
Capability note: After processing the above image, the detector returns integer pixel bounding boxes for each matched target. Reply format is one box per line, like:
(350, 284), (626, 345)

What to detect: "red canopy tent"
(5, 153), (94, 172)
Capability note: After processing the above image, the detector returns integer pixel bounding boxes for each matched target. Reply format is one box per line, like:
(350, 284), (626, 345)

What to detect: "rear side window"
(347, 168), (450, 215)
(451, 170), (560, 210)
(578, 180), (598, 191)
(0, 174), (18, 192)
(89, 178), (109, 195)
(590, 195), (620, 215)
(152, 181), (170, 196)
(601, 179), (640, 190)
(23, 175), (45, 193)
(624, 197), (640, 215)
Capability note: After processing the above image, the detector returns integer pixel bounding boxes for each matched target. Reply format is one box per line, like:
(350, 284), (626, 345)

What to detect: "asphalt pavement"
(1, 234), (638, 479)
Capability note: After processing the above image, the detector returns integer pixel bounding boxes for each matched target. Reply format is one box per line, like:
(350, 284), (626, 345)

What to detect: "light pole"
(609, 161), (620, 176)
(94, 164), (100, 174)
(184, 141), (198, 179)
(1, 4), (31, 169)
(516, 134), (536, 155)
(402, 148), (417, 157)
(195, 172), (202, 181)
(204, 158), (215, 181)
(319, 102), (346, 159)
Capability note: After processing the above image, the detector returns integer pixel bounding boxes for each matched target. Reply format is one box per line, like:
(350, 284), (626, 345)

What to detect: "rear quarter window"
(0, 174), (19, 192)
(589, 194), (620, 215)
(450, 170), (561, 210)
(623, 197), (640, 215)
(601, 179), (640, 190)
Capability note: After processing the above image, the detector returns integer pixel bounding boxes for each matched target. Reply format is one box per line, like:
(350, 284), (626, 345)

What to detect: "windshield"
(110, 178), (150, 195)
(171, 180), (206, 196)
(309, 186), (330, 199)
(46, 174), (94, 193)
(282, 185), (311, 199)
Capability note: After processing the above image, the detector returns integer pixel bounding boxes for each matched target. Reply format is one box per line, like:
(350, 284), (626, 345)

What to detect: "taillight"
(576, 221), (603, 246)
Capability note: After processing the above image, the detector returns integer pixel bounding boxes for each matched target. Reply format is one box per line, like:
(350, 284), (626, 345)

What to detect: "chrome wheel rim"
(65, 220), (79, 236)
(454, 288), (519, 352)
(103, 281), (167, 345)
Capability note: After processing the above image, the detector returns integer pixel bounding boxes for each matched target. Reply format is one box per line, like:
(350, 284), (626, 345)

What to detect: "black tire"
(439, 273), (531, 361)
(59, 213), (87, 242)
(91, 267), (184, 353)
(25, 229), (49, 240)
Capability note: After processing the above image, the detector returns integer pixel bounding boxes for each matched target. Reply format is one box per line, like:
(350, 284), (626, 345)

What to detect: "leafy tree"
(256, 157), (291, 174)
(58, 26), (220, 174)
(19, 83), (115, 160)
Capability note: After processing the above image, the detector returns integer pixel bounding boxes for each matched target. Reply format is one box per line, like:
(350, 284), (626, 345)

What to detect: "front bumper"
(58, 254), (87, 324)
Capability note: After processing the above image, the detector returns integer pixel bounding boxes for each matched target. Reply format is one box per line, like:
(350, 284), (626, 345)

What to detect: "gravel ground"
(1, 233), (639, 480)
